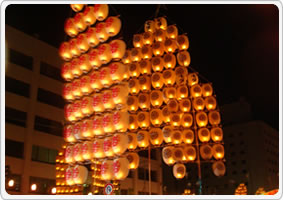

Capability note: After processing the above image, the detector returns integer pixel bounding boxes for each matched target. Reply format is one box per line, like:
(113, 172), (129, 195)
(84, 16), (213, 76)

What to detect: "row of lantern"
(56, 186), (83, 194)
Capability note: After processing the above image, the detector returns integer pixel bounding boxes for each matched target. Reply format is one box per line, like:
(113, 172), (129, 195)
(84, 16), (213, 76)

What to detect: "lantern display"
(88, 49), (101, 69)
(113, 111), (129, 132)
(141, 45), (153, 60)
(139, 59), (151, 75)
(187, 72), (199, 86)
(94, 4), (109, 21)
(102, 89), (115, 110)
(183, 129), (194, 144)
(64, 104), (76, 122)
(144, 20), (156, 33)
(149, 128), (163, 146)
(93, 139), (105, 158)
(100, 68), (113, 88)
(150, 109), (163, 126)
(184, 146), (196, 161)
(200, 144), (213, 160)
(138, 75), (151, 92)
(69, 38), (81, 58)
(83, 6), (96, 25)
(162, 146), (175, 165)
(109, 62), (126, 83)
(63, 83), (74, 101)
(127, 96), (139, 112)
(164, 87), (177, 100)
(163, 53), (176, 69)
(81, 119), (93, 138)
(65, 145), (74, 164)
(172, 130), (183, 144)
(168, 99), (179, 113)
(73, 143), (83, 162)
(92, 93), (105, 113)
(130, 48), (142, 62)
(211, 127), (223, 142)
(127, 153), (139, 169)
(198, 128), (210, 142)
(81, 141), (93, 160)
(74, 13), (87, 32)
(77, 34), (90, 53)
(70, 58), (82, 78)
(89, 71), (103, 91)
(151, 72), (164, 89)
(73, 122), (82, 140)
(64, 18), (78, 38)
(162, 126), (173, 143)
(112, 84), (129, 106)
(163, 69), (176, 86)
(181, 113), (193, 128)
(177, 34), (189, 50)
(98, 44), (112, 64)
(137, 112), (150, 129)
(92, 116), (104, 136)
(177, 84), (189, 100)
(155, 17), (167, 30)
(133, 34), (143, 48)
(66, 167), (74, 185)
(95, 22), (109, 43)
(81, 96), (93, 116)
(80, 76), (92, 95)
(138, 93), (150, 110)
(101, 160), (114, 181)
(112, 133), (129, 155)
(113, 157), (129, 180)
(127, 133), (138, 150)
(190, 84), (202, 98)
(196, 111), (208, 127)
(205, 96), (217, 111)
(128, 78), (140, 95)
(212, 161), (226, 177)
(129, 62), (141, 78)
(202, 83), (213, 97)
(71, 79), (81, 98)
(154, 29), (166, 42)
(208, 111), (221, 125)
(78, 54), (91, 74)
(193, 97), (205, 111)
(110, 40), (126, 60)
(173, 163), (186, 179)
(152, 42), (165, 56)
(64, 125), (76, 143)
(71, 4), (84, 12)
(177, 51), (191, 67)
(162, 106), (171, 124)
(122, 50), (131, 64)
(170, 112), (182, 127)
(103, 137), (114, 157)
(86, 27), (99, 48)
(129, 114), (138, 131)
(137, 131), (149, 148)
(164, 38), (178, 53)
(102, 113), (115, 133)
(180, 99), (191, 113)
(61, 62), (73, 81)
(105, 16), (121, 37)
(166, 25), (178, 39)
(73, 101), (83, 119)
(173, 147), (186, 162)
(143, 31), (154, 45)
(212, 144), (225, 160)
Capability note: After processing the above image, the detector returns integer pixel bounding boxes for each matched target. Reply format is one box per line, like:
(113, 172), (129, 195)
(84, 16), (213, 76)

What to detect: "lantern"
(212, 161), (226, 176)
(150, 90), (163, 107)
(211, 127), (223, 142)
(122, 50), (131, 64)
(181, 113), (193, 128)
(152, 42), (165, 56)
(212, 144), (225, 160)
(128, 78), (140, 95)
(112, 133), (129, 155)
(193, 97), (205, 111)
(172, 130), (183, 144)
(141, 45), (153, 60)
(143, 31), (154, 45)
(162, 126), (173, 143)
(150, 109), (163, 126)
(144, 20), (155, 32)
(164, 38), (178, 53)
(92, 93), (105, 113)
(129, 114), (138, 131)
(83, 6), (96, 25)
(183, 129), (194, 144)
(205, 96), (217, 111)
(162, 106), (171, 124)
(168, 99), (179, 113)
(93, 139), (105, 158)
(133, 34), (143, 48)
(123, 65), (130, 80)
(64, 18), (78, 38)
(162, 146), (175, 165)
(187, 73), (199, 86)
(149, 128), (163, 146)
(89, 71), (103, 92)
(88, 49), (101, 69)
(112, 84), (129, 106)
(102, 113), (115, 133)
(69, 38), (81, 58)
(198, 128), (210, 142)
(64, 104), (76, 122)
(78, 54), (91, 73)
(130, 48), (142, 62)
(105, 16), (121, 37)
(110, 39), (126, 60)
(113, 157), (129, 180)
(127, 96), (139, 113)
(200, 144), (213, 160)
(190, 84), (202, 98)
(202, 83), (213, 97)
(103, 137), (114, 157)
(80, 76), (92, 95)
(163, 53), (176, 69)
(175, 66), (188, 77)
(70, 58), (82, 78)
(155, 17), (167, 30)
(73, 100), (83, 119)
(163, 69), (176, 86)
(63, 83), (74, 101)
(127, 153), (139, 169)
(74, 13), (87, 32)
(177, 51), (191, 67)
(138, 93), (150, 110)
(102, 89), (115, 110)
(154, 29), (166, 42)
(164, 87), (177, 100)
(64, 125), (76, 143)
(177, 35), (189, 50)
(166, 25), (178, 39)
(108, 62), (125, 83)
(66, 167), (74, 185)
(208, 111), (221, 125)
(173, 147), (186, 162)
(92, 116), (104, 136)
(196, 111), (208, 127)
(101, 160), (114, 181)
(81, 119), (93, 138)
(173, 163), (186, 179)
(137, 112), (150, 129)
(128, 133), (138, 150)
(98, 44), (112, 64)
(61, 62), (73, 81)
(94, 4), (109, 21)
(82, 141), (93, 161)
(138, 75), (151, 92)
(151, 72), (164, 89)
(71, 79), (81, 99)
(129, 62), (141, 78)
(95, 23), (109, 43)
(86, 27), (99, 48)
(65, 145), (74, 164)
(100, 67), (113, 88)
(170, 112), (182, 127)
(139, 59), (151, 75)
(73, 143), (83, 162)
(180, 99), (191, 113)
(137, 131), (149, 148)
(177, 84), (189, 100)
(113, 111), (129, 132)
(184, 146), (196, 161)
(71, 4), (84, 12)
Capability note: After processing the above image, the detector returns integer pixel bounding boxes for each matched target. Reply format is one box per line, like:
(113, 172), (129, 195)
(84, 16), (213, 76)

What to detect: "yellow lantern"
(143, 31), (154, 45)
(175, 66), (188, 77)
(173, 147), (186, 162)
(102, 113), (115, 133)
(81, 119), (93, 139)
(155, 17), (167, 30)
(92, 93), (105, 113)
(162, 126), (173, 143)
(127, 96), (139, 113)
(82, 141), (93, 161)
(168, 99), (179, 113)
(150, 90), (163, 107)
(64, 125), (76, 143)
(66, 167), (74, 185)
(128, 78), (140, 95)
(144, 20), (155, 32)
(129, 114), (138, 132)
(205, 96), (217, 111)
(182, 129), (194, 144)
(127, 153), (139, 169)
(74, 13), (87, 32)
(154, 29), (166, 42)
(93, 139), (105, 158)
(184, 145), (196, 161)
(78, 54), (91, 73)
(150, 109), (163, 126)
(196, 111), (208, 127)
(100, 67), (113, 87)
(93, 4), (109, 21)
(137, 112), (150, 129)
(163, 69), (176, 86)
(151, 72), (164, 89)
(152, 57), (164, 73)
(212, 144), (225, 160)
(122, 50), (131, 64)
(162, 146), (175, 165)
(137, 131), (149, 148)
(212, 161), (226, 177)
(133, 34), (143, 48)
(193, 97), (205, 111)
(80, 75), (92, 95)
(211, 127), (223, 142)
(149, 128), (163, 146)
(60, 42), (73, 61)
(152, 42), (165, 56)
(190, 84), (202, 98)
(89, 71), (103, 91)
(173, 163), (186, 179)
(180, 99), (191, 113)
(105, 16), (121, 37)
(65, 145), (74, 164)
(73, 100), (83, 119)
(164, 87), (177, 100)
(110, 39), (126, 60)
(162, 106), (171, 124)
(64, 18), (78, 38)
(61, 62), (73, 81)
(92, 116), (104, 136)
(164, 38), (178, 53)
(130, 48), (142, 62)
(101, 160), (114, 181)
(113, 111), (129, 132)
(127, 133), (138, 150)
(63, 83), (74, 101)
(163, 53), (176, 69)
(71, 4), (85, 12)
(170, 112), (183, 127)
(129, 62), (141, 78)
(98, 43), (112, 64)
(103, 137), (114, 157)
(81, 97), (94, 116)
(64, 104), (76, 122)
(95, 22), (109, 43)
(102, 89), (115, 110)
(141, 45), (153, 60)
(112, 133), (129, 155)
(111, 84), (129, 106)
(172, 130), (183, 144)
(177, 51), (191, 67)
(86, 27), (99, 48)
(202, 83), (213, 97)
(139, 60), (151, 75)
(82, 6), (96, 25)
(113, 157), (129, 180)
(181, 113), (193, 128)
(138, 75), (151, 92)
(177, 34), (189, 50)
(138, 93), (150, 110)
(187, 72), (199, 86)
(198, 128), (211, 142)
(70, 58), (82, 78)
(177, 84), (189, 100)
(88, 49), (101, 69)
(166, 25), (178, 39)
(208, 111), (221, 126)
(73, 143), (83, 162)
(200, 144), (213, 160)
(71, 79), (82, 98)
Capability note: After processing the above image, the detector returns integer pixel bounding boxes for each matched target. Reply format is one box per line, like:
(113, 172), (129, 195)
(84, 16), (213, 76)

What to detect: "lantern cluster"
(235, 183), (248, 195)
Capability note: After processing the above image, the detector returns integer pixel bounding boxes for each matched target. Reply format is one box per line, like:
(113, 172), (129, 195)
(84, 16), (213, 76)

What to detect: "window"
(40, 61), (63, 82)
(127, 170), (133, 178)
(5, 139), (24, 158)
(138, 168), (158, 182)
(34, 116), (63, 137)
(138, 149), (157, 160)
(5, 107), (27, 127)
(29, 176), (55, 194)
(6, 174), (21, 192)
(37, 88), (65, 109)
(8, 48), (33, 70)
(121, 189), (128, 195)
(31, 145), (58, 164)
(5, 76), (30, 98)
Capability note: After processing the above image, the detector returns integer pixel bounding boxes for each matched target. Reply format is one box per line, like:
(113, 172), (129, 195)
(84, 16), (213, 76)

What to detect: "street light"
(8, 179), (14, 188)
(31, 184), (37, 192)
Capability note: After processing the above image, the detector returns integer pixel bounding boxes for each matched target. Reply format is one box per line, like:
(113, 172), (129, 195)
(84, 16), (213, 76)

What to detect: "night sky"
(5, 4), (279, 129)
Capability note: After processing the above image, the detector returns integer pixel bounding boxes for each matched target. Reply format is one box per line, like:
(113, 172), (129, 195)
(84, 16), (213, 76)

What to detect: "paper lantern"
(70, 58), (82, 78)
(92, 116), (104, 136)
(150, 90), (163, 107)
(65, 145), (74, 164)
(74, 13), (87, 32)
(130, 48), (142, 62)
(164, 38), (177, 53)
(95, 23), (109, 43)
(66, 167), (74, 185)
(200, 144), (213, 160)
(212, 161), (226, 176)
(183, 129), (194, 144)
(109, 62), (125, 83)
(133, 34), (143, 48)
(103, 137), (114, 157)
(110, 39), (126, 60)
(129, 62), (141, 78)
(112, 133), (129, 155)
(82, 141), (93, 160)
(71, 79), (81, 98)
(196, 111), (208, 127)
(162, 146), (175, 165)
(144, 20), (156, 33)
(98, 44), (112, 64)
(190, 84), (202, 98)
(102, 90), (115, 110)
(102, 113), (115, 133)
(150, 109), (163, 127)
(172, 130), (183, 144)
(202, 83), (213, 97)
(211, 127), (223, 142)
(89, 71), (103, 92)
(163, 53), (176, 69)
(177, 85), (189, 100)
(138, 93), (150, 110)
(166, 25), (178, 39)
(152, 56), (165, 72)
(63, 83), (74, 101)
(128, 78), (140, 95)
(173, 163), (186, 179)
(205, 96), (217, 111)
(198, 128), (210, 142)
(151, 72), (164, 89)
(73, 100), (83, 119)
(92, 93), (105, 113)
(81, 97), (93, 116)
(212, 144), (225, 160)
(173, 147), (186, 162)
(162, 106), (171, 124)
(101, 160), (114, 181)
(78, 54), (91, 73)
(122, 50), (131, 64)
(181, 113), (193, 128)
(73, 143), (83, 162)
(93, 139), (105, 158)
(208, 111), (221, 126)
(81, 119), (93, 138)
(170, 112), (183, 127)
(162, 126), (173, 143)
(80, 75), (92, 95)
(141, 45), (153, 60)
(94, 4), (109, 21)
(187, 72), (199, 86)
(128, 133), (138, 150)
(163, 69), (176, 86)
(149, 128), (163, 146)
(129, 114), (138, 131)
(64, 104), (76, 122)
(112, 84), (129, 106)
(68, 38), (80, 58)
(180, 99), (191, 113)
(85, 28), (99, 48)
(88, 49), (101, 69)
(113, 157), (129, 180)
(100, 67), (113, 88)
(138, 75), (151, 92)
(139, 59), (151, 75)
(155, 17), (167, 30)
(193, 97), (205, 111)
(64, 18), (78, 38)
(164, 87), (177, 100)
(168, 99), (179, 113)
(143, 31), (154, 45)
(137, 131), (149, 148)
(113, 111), (129, 132)
(71, 4), (85, 12)
(152, 42), (165, 56)
(175, 66), (188, 76)
(184, 145), (196, 161)
(61, 62), (73, 81)
(137, 112), (150, 129)
(154, 29), (166, 42)
(177, 35), (189, 50)
(64, 125), (76, 143)
(83, 6), (96, 25)
(105, 16), (121, 37)
(127, 153), (139, 169)
(177, 51), (191, 67)
(127, 96), (139, 112)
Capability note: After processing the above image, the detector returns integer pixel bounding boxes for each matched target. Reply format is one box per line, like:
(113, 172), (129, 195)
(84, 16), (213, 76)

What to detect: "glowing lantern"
(150, 90), (163, 107)
(196, 111), (208, 127)
(71, 4), (85, 12)
(112, 84), (129, 106)
(68, 38), (81, 57)
(64, 18), (78, 38)
(105, 16), (121, 37)
(193, 97), (205, 111)
(61, 62), (73, 81)
(200, 144), (213, 160)
(139, 59), (151, 75)
(211, 127), (223, 142)
(113, 157), (129, 180)
(81, 119), (93, 138)
(175, 66), (188, 78)
(137, 131), (149, 148)
(173, 163), (186, 179)
(154, 29), (166, 42)
(128, 78), (140, 95)
(177, 35), (189, 50)
(138, 93), (150, 110)
(177, 51), (191, 67)
(137, 112), (150, 129)
(82, 6), (96, 25)
(163, 69), (176, 86)
(59, 42), (72, 61)
(172, 130), (183, 144)
(155, 17), (167, 30)
(190, 84), (202, 98)
(73, 143), (83, 162)
(143, 31), (154, 45)
(98, 44), (112, 64)
(212, 161), (226, 176)
(170, 112), (182, 127)
(64, 104), (76, 122)
(162, 146), (175, 165)
(144, 20), (155, 32)
(168, 99), (179, 113)
(164, 87), (177, 100)
(181, 113), (193, 128)
(101, 160), (114, 181)
(138, 75), (151, 92)
(202, 83), (213, 97)
(70, 58), (82, 78)
(128, 133), (138, 150)
(102, 90), (115, 110)
(129, 114), (138, 131)
(129, 62), (141, 78)
(64, 125), (76, 143)
(110, 40), (126, 60)
(92, 93), (105, 113)
(127, 96), (139, 113)
(166, 25), (178, 39)
(66, 167), (74, 185)
(163, 53), (176, 69)
(109, 62), (125, 83)
(130, 48), (142, 62)
(112, 133), (129, 155)
(187, 73), (199, 86)
(183, 129), (194, 144)
(162, 126), (173, 143)
(95, 23), (109, 43)
(82, 141), (93, 160)
(122, 50), (131, 64)
(113, 111), (129, 132)
(92, 116), (104, 136)
(205, 96), (217, 111)
(127, 153), (139, 169)
(173, 147), (186, 162)
(89, 71), (103, 92)
(208, 111), (221, 126)
(103, 137), (114, 157)
(86, 27), (99, 48)
(102, 113), (115, 133)
(133, 34), (143, 48)
(93, 139), (105, 158)
(150, 109), (163, 127)
(162, 106), (171, 124)
(212, 144), (225, 160)
(151, 72), (164, 89)
(164, 38), (177, 53)
(198, 128), (210, 142)
(177, 84), (189, 100)
(149, 128), (163, 146)
(63, 83), (74, 101)
(152, 42), (165, 56)
(80, 76), (92, 95)
(65, 145), (74, 164)
(88, 50), (101, 69)
(81, 96), (93, 116)
(141, 45), (153, 60)
(74, 13), (87, 32)
(100, 67), (113, 88)
(73, 100), (83, 119)
(71, 79), (81, 98)
(184, 146), (196, 161)
(94, 4), (109, 21)
(78, 54), (91, 73)
(180, 99), (191, 113)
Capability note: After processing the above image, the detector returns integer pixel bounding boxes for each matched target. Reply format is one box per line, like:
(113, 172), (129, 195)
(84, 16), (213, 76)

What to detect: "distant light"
(8, 179), (14, 187)
(51, 187), (56, 194)
(88, 192), (92, 195)
(31, 184), (37, 191)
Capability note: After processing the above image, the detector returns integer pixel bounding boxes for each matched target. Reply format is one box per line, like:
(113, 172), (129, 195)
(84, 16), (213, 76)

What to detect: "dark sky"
(5, 4), (279, 129)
